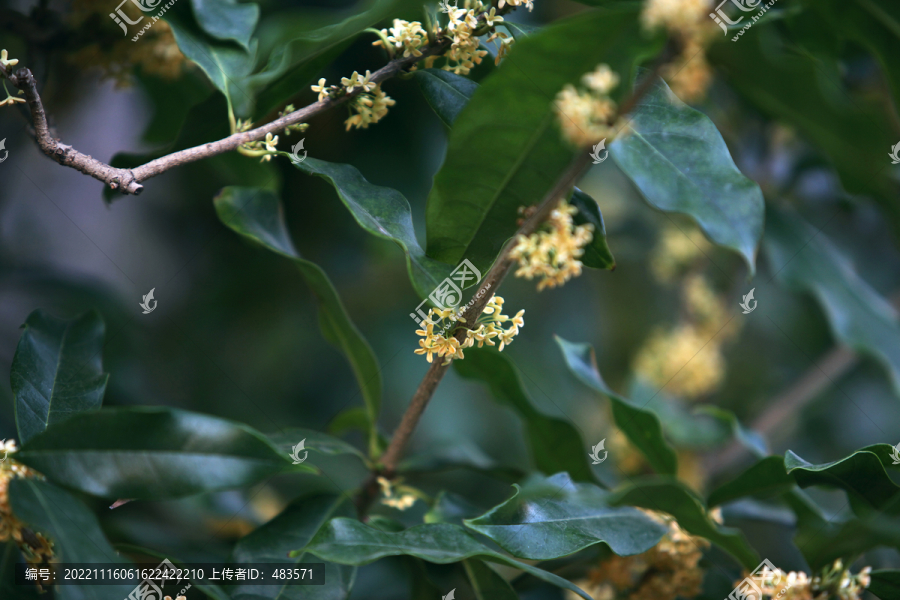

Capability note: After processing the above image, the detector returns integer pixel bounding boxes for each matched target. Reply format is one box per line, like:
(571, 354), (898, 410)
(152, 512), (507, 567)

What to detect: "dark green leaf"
(785, 446), (900, 517)
(454, 348), (599, 484)
(215, 186), (382, 457)
(556, 337), (677, 475)
(12, 309), (108, 445)
(463, 559), (518, 600)
(707, 456), (794, 507)
(609, 76), (764, 274)
(268, 428), (368, 464)
(414, 68), (479, 128)
(232, 494), (357, 600)
(502, 22), (540, 41)
(191, 0), (259, 50)
(870, 570), (900, 600)
(425, 492), (485, 526)
(398, 443), (524, 482)
(425, 6), (661, 274)
(296, 518), (594, 600)
(569, 188), (616, 270)
(765, 206), (900, 397)
(17, 407), (306, 500)
(464, 472), (667, 560)
(289, 159), (453, 300)
(8, 479), (134, 600)
(609, 478), (760, 569)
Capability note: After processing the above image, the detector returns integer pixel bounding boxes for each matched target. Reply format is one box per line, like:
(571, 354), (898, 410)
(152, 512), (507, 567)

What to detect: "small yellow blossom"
(555, 64), (625, 147)
(376, 476), (418, 511)
(632, 323), (725, 399)
(498, 0), (534, 11)
(341, 71), (361, 92)
(414, 295), (523, 364)
(374, 19), (428, 58)
(0, 440), (53, 573)
(510, 199), (594, 290)
(732, 560), (871, 600)
(311, 78), (330, 102)
(0, 49), (19, 69)
(483, 7), (504, 27)
(649, 224), (711, 283)
(344, 84), (396, 131)
(582, 64), (620, 96)
(264, 132), (279, 152)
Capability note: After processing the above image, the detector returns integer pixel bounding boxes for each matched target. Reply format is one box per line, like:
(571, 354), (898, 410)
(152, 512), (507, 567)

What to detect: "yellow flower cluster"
(650, 224), (712, 283)
(641, 0), (716, 102)
(555, 64), (626, 147)
(376, 19), (429, 58)
(510, 199), (594, 291)
(736, 560), (871, 600)
(439, 3), (492, 75)
(344, 85), (397, 130)
(0, 441), (54, 571)
(633, 323), (725, 399)
(566, 509), (710, 600)
(414, 295), (523, 364)
(376, 476), (417, 510)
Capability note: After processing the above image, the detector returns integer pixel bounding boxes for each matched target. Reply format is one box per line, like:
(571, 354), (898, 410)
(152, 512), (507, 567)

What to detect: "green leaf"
(569, 188), (616, 270)
(425, 491), (485, 526)
(784, 446), (900, 517)
(454, 348), (599, 484)
(8, 478), (134, 600)
(608, 478), (760, 570)
(464, 472), (667, 560)
(268, 428), (369, 465)
(463, 559), (518, 600)
(290, 159), (453, 300)
(425, 6), (661, 273)
(870, 570), (900, 600)
(502, 22), (540, 41)
(414, 68), (479, 128)
(17, 407), (306, 500)
(765, 206), (900, 396)
(215, 186), (382, 457)
(296, 518), (594, 600)
(191, 0), (259, 50)
(555, 337), (677, 475)
(232, 494), (357, 600)
(12, 309), (108, 445)
(707, 456), (794, 507)
(609, 76), (764, 275)
(398, 443), (524, 482)
(113, 545), (230, 600)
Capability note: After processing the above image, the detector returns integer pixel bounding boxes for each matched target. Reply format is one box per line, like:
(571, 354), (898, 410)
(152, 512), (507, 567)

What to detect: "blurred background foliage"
(2, 0), (900, 597)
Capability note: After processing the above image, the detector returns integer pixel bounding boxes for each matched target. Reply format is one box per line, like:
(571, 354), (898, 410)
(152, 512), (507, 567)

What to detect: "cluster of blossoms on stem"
(510, 199), (594, 291)
(555, 64), (627, 147)
(0, 50), (26, 107)
(641, 0), (716, 102)
(567, 508), (713, 600)
(310, 72), (396, 131)
(376, 476), (418, 510)
(414, 295), (523, 364)
(0, 440), (54, 573)
(737, 560), (871, 600)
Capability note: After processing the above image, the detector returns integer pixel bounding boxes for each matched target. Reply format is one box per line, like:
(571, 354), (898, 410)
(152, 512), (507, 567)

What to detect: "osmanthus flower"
(554, 64), (627, 148)
(0, 440), (53, 574)
(376, 476), (419, 510)
(640, 0), (717, 102)
(734, 560), (871, 600)
(0, 50), (26, 108)
(344, 85), (396, 131)
(414, 295), (523, 364)
(565, 508), (711, 600)
(372, 19), (429, 58)
(510, 199), (595, 291)
(632, 322), (726, 399)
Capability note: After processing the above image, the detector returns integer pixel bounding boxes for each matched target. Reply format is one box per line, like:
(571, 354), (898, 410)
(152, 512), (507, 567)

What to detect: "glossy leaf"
(12, 309), (108, 445)
(414, 68), (479, 128)
(609, 76), (764, 274)
(425, 6), (661, 274)
(215, 186), (382, 456)
(569, 188), (616, 270)
(785, 446), (900, 516)
(707, 456), (794, 507)
(870, 570), (900, 600)
(232, 494), (357, 600)
(8, 479), (134, 600)
(454, 348), (599, 483)
(463, 560), (518, 600)
(268, 428), (368, 464)
(296, 518), (594, 600)
(191, 0), (259, 50)
(609, 478), (760, 569)
(398, 443), (524, 482)
(17, 407), (306, 500)
(464, 472), (667, 560)
(556, 336), (677, 475)
(290, 159), (453, 300)
(765, 206), (900, 397)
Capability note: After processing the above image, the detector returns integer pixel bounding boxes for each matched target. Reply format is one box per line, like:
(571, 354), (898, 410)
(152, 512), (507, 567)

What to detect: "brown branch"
(0, 38), (450, 195)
